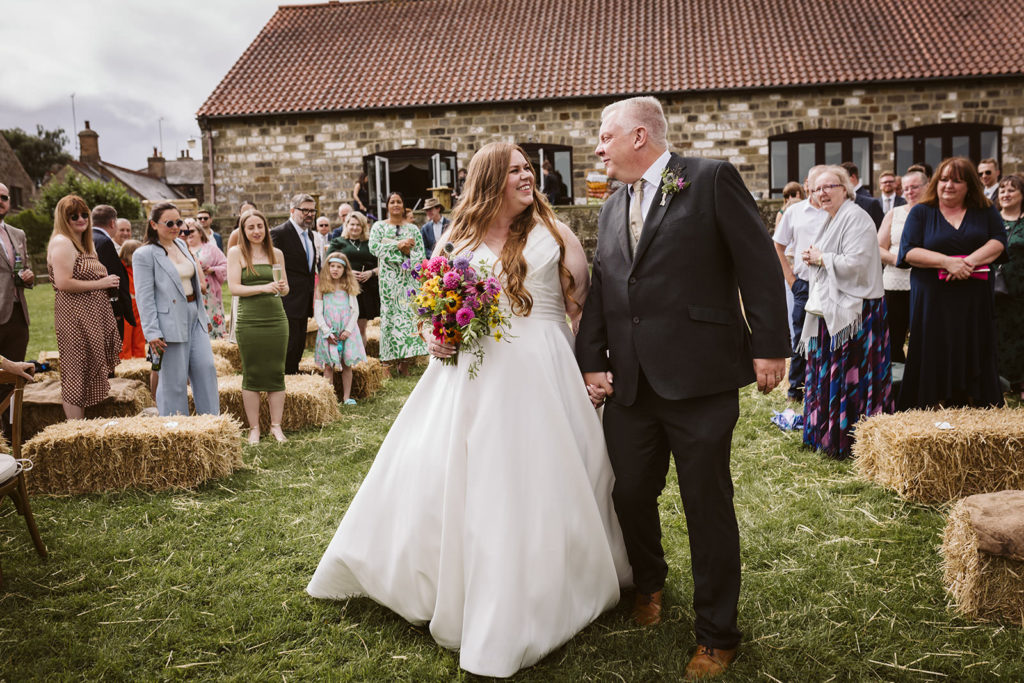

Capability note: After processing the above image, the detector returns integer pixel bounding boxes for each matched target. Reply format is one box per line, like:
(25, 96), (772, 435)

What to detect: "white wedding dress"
(307, 225), (631, 678)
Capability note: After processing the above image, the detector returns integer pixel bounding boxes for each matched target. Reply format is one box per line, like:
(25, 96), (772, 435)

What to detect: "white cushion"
(0, 453), (18, 483)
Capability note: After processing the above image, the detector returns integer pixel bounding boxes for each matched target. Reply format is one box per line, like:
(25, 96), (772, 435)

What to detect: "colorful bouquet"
(407, 242), (511, 378)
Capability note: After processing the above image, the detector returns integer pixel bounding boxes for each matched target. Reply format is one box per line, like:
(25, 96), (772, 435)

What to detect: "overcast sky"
(1, 0), (288, 169)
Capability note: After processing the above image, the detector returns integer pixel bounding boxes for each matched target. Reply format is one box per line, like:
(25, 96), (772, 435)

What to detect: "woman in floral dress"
(369, 192), (426, 375)
(187, 218), (228, 338)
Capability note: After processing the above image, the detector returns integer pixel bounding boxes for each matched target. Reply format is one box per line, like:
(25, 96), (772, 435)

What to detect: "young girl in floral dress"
(314, 252), (367, 404)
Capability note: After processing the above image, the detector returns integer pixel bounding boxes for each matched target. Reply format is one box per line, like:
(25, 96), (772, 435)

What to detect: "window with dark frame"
(893, 124), (1001, 175)
(768, 130), (873, 198)
(520, 143), (574, 204)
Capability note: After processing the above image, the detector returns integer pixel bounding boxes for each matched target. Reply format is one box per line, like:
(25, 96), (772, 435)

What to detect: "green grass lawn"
(3, 294), (1023, 680)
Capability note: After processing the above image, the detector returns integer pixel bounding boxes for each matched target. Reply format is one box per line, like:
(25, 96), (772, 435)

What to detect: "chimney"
(147, 147), (166, 180)
(79, 121), (100, 164)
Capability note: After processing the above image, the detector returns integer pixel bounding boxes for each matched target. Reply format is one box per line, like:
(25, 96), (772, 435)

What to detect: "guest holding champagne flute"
(228, 209), (289, 444)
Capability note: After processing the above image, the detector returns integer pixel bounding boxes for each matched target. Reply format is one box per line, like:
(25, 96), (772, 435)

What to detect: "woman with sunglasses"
(133, 203), (220, 416)
(46, 194), (122, 419)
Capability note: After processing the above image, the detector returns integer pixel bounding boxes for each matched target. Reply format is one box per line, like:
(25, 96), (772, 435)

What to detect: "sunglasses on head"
(179, 229), (194, 236)
(0, 194), (9, 202)
(67, 212), (89, 221)
(159, 219), (184, 228)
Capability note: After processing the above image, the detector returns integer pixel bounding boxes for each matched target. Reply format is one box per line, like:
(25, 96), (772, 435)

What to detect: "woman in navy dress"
(897, 157), (1007, 409)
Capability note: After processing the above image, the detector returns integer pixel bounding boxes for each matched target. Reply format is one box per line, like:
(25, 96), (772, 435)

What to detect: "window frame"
(768, 129), (873, 198)
(893, 123), (1002, 175)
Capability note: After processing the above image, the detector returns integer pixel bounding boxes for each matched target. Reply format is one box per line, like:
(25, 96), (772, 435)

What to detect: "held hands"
(264, 280), (286, 295)
(801, 246), (823, 267)
(355, 270), (370, 283)
(583, 371), (614, 408)
(98, 274), (120, 290)
(421, 329), (456, 359)
(19, 269), (34, 286)
(397, 237), (414, 256)
(754, 358), (786, 394)
(340, 330), (351, 341)
(944, 256), (975, 281)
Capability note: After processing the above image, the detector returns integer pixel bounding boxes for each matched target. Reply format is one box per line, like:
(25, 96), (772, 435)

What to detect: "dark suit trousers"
(603, 373), (742, 649)
(789, 278), (809, 399)
(0, 301), (29, 362)
(285, 316), (307, 374)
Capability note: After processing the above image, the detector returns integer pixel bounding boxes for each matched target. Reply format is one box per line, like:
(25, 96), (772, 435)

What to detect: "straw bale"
(0, 431), (7, 453)
(22, 414), (244, 495)
(36, 350), (60, 373)
(363, 324), (380, 358)
(22, 378), (155, 440)
(297, 357), (386, 400)
(306, 319), (319, 350)
(211, 354), (234, 376)
(207, 374), (340, 432)
(853, 408), (1024, 504)
(209, 340), (241, 372)
(942, 496), (1024, 622)
(114, 358), (153, 383)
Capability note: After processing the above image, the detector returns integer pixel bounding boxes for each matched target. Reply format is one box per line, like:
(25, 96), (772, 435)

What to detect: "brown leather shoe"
(631, 590), (662, 626)
(684, 645), (737, 680)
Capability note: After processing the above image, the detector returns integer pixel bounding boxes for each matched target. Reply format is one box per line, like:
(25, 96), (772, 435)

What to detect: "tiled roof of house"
(63, 161), (183, 201)
(198, 0), (1023, 118)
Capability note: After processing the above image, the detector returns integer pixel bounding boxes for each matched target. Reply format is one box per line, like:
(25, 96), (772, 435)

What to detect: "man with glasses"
(979, 158), (1000, 202)
(0, 182), (33, 367)
(91, 204), (135, 341)
(196, 209), (223, 252)
(773, 166), (828, 402)
(271, 193), (320, 374)
(876, 171), (906, 215)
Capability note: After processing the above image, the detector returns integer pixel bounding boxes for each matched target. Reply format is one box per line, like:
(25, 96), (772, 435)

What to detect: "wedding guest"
(773, 181), (806, 231)
(898, 157), (1006, 409)
(0, 183), (33, 367)
(227, 201), (257, 343)
(994, 174), (1024, 398)
(196, 208), (223, 252)
(114, 218), (133, 253)
(118, 240), (147, 359)
(369, 193), (426, 375)
(186, 218), (228, 338)
(978, 158), (1000, 203)
(134, 203), (220, 417)
(91, 204), (135, 339)
(328, 211), (379, 341)
(419, 197), (451, 255)
(352, 173), (371, 216)
(314, 252), (366, 405)
(404, 208), (417, 226)
(798, 166), (892, 459)
(315, 215), (332, 264)
(228, 209), (288, 444)
(46, 195), (121, 419)
(271, 194), (319, 375)
(876, 171), (906, 215)
(877, 170), (927, 363)
(329, 203), (354, 239)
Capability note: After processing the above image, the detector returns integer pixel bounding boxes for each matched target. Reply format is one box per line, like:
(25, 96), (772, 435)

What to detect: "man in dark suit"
(271, 193), (319, 374)
(419, 198), (450, 255)
(876, 170), (906, 215)
(841, 161), (884, 228)
(91, 204), (135, 340)
(577, 97), (790, 680)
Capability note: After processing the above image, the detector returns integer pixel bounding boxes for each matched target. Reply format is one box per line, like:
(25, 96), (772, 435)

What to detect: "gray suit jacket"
(133, 240), (210, 343)
(0, 222), (30, 325)
(576, 154), (790, 405)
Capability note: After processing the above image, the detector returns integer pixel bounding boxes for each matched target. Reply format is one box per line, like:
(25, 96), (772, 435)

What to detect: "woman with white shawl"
(798, 166), (893, 459)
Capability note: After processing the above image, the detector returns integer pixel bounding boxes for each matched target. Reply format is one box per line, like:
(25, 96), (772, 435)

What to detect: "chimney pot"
(78, 122), (100, 163)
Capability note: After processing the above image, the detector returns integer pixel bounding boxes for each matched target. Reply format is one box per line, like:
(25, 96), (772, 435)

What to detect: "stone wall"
(0, 134), (37, 211)
(201, 77), (1024, 217)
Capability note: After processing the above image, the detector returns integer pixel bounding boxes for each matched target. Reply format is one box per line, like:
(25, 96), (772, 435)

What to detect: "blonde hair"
(447, 141), (575, 316)
(120, 239), (143, 267)
(344, 211), (370, 241)
(50, 194), (94, 254)
(238, 210), (277, 276)
(184, 217), (207, 243)
(319, 252), (360, 296)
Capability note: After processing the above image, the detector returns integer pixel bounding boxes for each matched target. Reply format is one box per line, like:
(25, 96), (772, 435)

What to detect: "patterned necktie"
(629, 179), (645, 251)
(0, 226), (14, 268)
(302, 230), (313, 271)
(884, 196), (891, 213)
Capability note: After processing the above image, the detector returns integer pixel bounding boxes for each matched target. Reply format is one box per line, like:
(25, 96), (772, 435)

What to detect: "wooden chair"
(0, 370), (47, 588)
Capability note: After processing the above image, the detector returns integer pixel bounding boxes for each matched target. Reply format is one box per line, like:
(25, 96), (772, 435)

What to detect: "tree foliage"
(1, 125), (72, 186)
(36, 170), (143, 221)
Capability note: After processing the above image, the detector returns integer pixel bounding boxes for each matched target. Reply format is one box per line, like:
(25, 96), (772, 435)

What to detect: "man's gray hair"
(290, 193), (315, 210)
(806, 165), (828, 184)
(601, 97), (668, 148)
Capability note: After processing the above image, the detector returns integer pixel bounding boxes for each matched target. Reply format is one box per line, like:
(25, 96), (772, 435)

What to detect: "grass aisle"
(2, 285), (1022, 679)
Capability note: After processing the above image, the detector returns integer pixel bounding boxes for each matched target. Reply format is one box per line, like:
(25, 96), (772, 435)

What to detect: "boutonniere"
(660, 167), (691, 206)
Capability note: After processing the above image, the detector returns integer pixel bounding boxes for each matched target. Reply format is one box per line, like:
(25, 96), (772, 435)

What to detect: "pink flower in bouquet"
(427, 256), (447, 275)
(443, 270), (461, 290)
(456, 307), (475, 326)
(484, 276), (501, 296)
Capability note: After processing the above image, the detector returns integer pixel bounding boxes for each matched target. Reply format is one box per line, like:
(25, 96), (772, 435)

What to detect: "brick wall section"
(202, 78), (1024, 217)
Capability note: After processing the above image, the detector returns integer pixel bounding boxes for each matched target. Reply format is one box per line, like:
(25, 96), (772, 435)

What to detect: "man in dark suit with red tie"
(577, 97), (790, 680)
(271, 193), (319, 374)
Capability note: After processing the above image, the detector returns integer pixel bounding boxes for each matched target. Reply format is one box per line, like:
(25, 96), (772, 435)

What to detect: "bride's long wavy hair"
(446, 142), (574, 316)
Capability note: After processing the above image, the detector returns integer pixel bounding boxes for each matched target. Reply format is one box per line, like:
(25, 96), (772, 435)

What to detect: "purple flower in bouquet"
(455, 307), (475, 326)
(453, 255), (471, 272)
(484, 276), (501, 296)
(443, 271), (461, 290)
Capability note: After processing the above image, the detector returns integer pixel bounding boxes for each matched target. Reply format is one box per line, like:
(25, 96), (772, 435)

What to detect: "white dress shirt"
(772, 199), (828, 281)
(291, 217), (314, 270)
(628, 149), (672, 225)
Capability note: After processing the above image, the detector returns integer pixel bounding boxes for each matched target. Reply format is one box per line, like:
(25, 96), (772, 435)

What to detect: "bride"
(306, 142), (631, 678)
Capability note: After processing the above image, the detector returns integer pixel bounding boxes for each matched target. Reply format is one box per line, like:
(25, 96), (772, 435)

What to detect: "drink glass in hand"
(271, 264), (283, 296)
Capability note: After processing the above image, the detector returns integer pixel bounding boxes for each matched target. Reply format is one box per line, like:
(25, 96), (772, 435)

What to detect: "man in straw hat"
(419, 198), (450, 255)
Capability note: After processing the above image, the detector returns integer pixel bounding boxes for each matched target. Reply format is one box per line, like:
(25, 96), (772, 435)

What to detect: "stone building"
(197, 0), (1024, 217)
(0, 133), (36, 211)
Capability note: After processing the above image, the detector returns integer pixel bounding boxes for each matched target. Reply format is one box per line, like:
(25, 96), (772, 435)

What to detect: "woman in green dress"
(327, 211), (380, 342)
(995, 175), (1024, 399)
(369, 193), (426, 375)
(228, 209), (289, 444)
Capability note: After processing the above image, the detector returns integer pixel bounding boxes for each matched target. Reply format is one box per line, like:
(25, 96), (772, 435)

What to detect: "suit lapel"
(631, 154), (687, 270)
(609, 191), (631, 265)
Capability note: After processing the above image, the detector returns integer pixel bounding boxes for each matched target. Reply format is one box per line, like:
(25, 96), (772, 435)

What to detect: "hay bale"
(297, 357), (386, 400)
(211, 374), (340, 432)
(209, 340), (241, 373)
(306, 319), (319, 350)
(211, 354), (234, 377)
(22, 378), (155, 440)
(942, 492), (1024, 622)
(114, 358), (153, 383)
(363, 324), (380, 358)
(36, 350), (60, 373)
(853, 408), (1024, 504)
(22, 414), (244, 495)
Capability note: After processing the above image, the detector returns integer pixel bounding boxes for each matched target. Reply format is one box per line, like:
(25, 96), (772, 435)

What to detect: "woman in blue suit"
(134, 202), (220, 416)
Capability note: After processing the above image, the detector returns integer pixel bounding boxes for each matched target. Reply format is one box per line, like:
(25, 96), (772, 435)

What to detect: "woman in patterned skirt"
(369, 192), (426, 375)
(46, 194), (121, 419)
(798, 166), (893, 459)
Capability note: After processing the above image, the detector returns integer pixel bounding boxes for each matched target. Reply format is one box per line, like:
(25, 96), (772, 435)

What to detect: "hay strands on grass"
(21, 414), (245, 495)
(297, 357), (386, 400)
(21, 378), (155, 440)
(942, 495), (1024, 623)
(852, 408), (1024, 504)
(206, 374), (341, 432)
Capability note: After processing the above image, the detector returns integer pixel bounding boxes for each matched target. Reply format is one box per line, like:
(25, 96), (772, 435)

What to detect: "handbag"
(994, 265), (1009, 296)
